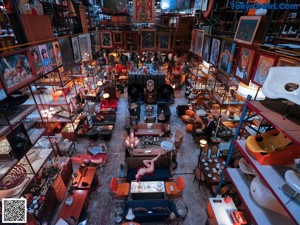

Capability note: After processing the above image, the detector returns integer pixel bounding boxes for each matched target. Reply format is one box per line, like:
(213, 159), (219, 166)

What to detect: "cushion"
(185, 109), (194, 117)
(165, 182), (180, 195)
(152, 207), (167, 212)
(181, 115), (190, 122)
(193, 113), (201, 123)
(133, 207), (148, 213)
(186, 124), (193, 132)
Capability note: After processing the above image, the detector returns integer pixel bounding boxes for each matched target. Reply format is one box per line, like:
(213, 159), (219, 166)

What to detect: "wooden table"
(130, 181), (165, 199)
(72, 167), (96, 189)
(134, 128), (162, 137)
(57, 190), (89, 221)
(131, 148), (164, 157)
(200, 158), (225, 186)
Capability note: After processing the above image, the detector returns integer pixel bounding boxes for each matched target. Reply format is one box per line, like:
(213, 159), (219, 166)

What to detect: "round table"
(160, 141), (174, 151)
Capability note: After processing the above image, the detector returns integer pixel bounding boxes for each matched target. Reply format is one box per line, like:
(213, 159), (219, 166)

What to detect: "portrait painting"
(113, 31), (123, 44)
(141, 29), (156, 50)
(234, 16), (262, 45)
(79, 33), (92, 61)
(29, 45), (44, 77)
(46, 42), (57, 70)
(196, 30), (204, 56)
(71, 36), (81, 63)
(0, 50), (37, 94)
(252, 52), (277, 87)
(52, 41), (62, 67)
(158, 32), (171, 50)
(218, 40), (236, 75)
(125, 32), (138, 51)
(58, 37), (75, 73)
(277, 57), (299, 67)
(100, 31), (113, 48)
(90, 31), (101, 54)
(202, 35), (211, 63)
(234, 46), (256, 85)
(38, 43), (53, 74)
(209, 38), (221, 66)
(133, 0), (155, 23)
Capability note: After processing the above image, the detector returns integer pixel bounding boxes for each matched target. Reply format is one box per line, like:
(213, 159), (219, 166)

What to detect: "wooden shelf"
(226, 168), (296, 225)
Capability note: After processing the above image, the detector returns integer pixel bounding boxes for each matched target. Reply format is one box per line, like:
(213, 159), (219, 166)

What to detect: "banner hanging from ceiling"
(133, 0), (155, 23)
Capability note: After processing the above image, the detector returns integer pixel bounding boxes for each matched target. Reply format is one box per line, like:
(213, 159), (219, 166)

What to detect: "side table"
(176, 200), (188, 220)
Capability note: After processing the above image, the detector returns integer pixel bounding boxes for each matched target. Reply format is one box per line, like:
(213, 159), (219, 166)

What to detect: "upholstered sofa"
(123, 199), (178, 223)
(125, 156), (172, 181)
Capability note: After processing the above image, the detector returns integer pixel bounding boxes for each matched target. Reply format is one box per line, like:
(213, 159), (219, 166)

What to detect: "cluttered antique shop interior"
(0, 0), (300, 224)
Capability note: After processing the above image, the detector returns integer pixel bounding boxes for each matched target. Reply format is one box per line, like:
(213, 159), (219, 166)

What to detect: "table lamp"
(126, 208), (135, 221)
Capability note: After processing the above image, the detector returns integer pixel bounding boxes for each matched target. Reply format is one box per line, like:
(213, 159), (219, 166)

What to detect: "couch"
(123, 199), (178, 223)
(125, 156), (172, 181)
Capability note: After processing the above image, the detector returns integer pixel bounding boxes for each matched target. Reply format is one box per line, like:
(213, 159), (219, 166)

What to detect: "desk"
(200, 158), (225, 186)
(207, 197), (237, 225)
(57, 190), (89, 221)
(130, 181), (165, 199)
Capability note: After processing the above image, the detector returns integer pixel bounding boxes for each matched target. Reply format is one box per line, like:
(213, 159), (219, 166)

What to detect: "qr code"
(2, 198), (27, 223)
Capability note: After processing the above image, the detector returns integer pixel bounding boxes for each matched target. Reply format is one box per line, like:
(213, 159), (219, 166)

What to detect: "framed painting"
(251, 52), (277, 87)
(0, 82), (7, 102)
(277, 57), (299, 66)
(209, 37), (221, 66)
(79, 33), (92, 61)
(125, 32), (139, 51)
(100, 31), (113, 48)
(133, 0), (155, 23)
(196, 30), (205, 56)
(90, 31), (101, 54)
(52, 41), (62, 67)
(202, 35), (211, 63)
(234, 45), (256, 85)
(218, 40), (237, 75)
(71, 36), (81, 63)
(46, 42), (58, 70)
(29, 45), (44, 76)
(158, 32), (171, 50)
(113, 31), (123, 44)
(58, 37), (75, 73)
(140, 29), (156, 50)
(38, 43), (54, 74)
(0, 49), (37, 94)
(234, 16), (262, 45)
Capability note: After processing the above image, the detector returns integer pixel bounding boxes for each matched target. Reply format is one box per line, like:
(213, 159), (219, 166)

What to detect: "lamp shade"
(200, 139), (207, 148)
(103, 93), (110, 99)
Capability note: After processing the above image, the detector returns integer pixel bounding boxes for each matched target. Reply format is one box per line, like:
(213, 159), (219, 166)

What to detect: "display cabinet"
(225, 100), (300, 225)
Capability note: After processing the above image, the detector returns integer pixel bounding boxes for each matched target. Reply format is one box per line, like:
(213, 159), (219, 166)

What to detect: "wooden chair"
(193, 167), (206, 188)
(165, 176), (185, 199)
(109, 177), (130, 199)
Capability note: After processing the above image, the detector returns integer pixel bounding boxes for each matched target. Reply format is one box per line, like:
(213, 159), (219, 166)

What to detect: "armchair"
(100, 99), (109, 110)
(165, 176), (185, 199)
(109, 177), (130, 199)
(109, 99), (118, 109)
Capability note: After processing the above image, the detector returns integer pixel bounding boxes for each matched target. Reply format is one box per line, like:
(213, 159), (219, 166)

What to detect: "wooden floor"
(53, 87), (214, 225)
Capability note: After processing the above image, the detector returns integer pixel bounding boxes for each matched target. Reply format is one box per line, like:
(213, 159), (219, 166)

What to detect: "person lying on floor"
(135, 153), (161, 182)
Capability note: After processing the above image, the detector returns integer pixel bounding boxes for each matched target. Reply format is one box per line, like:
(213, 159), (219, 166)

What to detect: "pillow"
(152, 207), (167, 212)
(133, 207), (148, 213)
